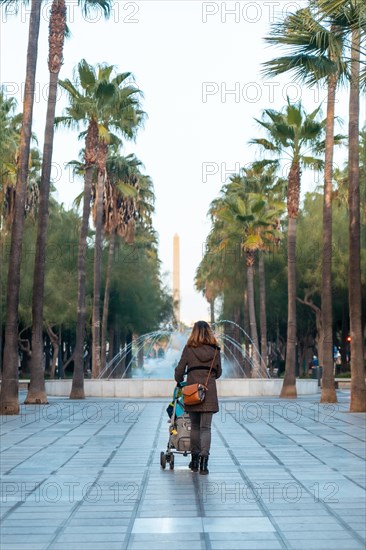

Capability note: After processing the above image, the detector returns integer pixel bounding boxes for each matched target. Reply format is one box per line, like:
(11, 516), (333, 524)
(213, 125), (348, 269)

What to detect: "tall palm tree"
(195, 261), (221, 324)
(56, 60), (144, 396)
(89, 67), (144, 379)
(262, 7), (347, 402)
(100, 153), (150, 373)
(237, 161), (285, 367)
(210, 181), (283, 375)
(318, 0), (366, 411)
(25, 0), (66, 405)
(57, 62), (105, 398)
(250, 100), (325, 397)
(0, 92), (40, 375)
(231, 190), (283, 376)
(0, 0), (41, 415)
(26, 0), (112, 404)
(195, 228), (226, 325)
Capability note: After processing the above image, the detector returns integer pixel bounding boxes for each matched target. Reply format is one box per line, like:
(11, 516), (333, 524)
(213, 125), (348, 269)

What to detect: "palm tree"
(0, 0), (41, 415)
(57, 62), (104, 398)
(251, 100), (325, 397)
(0, 92), (21, 231)
(25, 0), (66, 405)
(100, 153), (151, 373)
(195, 259), (222, 324)
(90, 67), (144, 379)
(26, 0), (112, 404)
(0, 93), (41, 233)
(0, 91), (36, 375)
(232, 190), (283, 376)
(237, 161), (285, 368)
(262, 7), (347, 402)
(318, 0), (366, 411)
(210, 180), (283, 376)
(56, 60), (144, 396)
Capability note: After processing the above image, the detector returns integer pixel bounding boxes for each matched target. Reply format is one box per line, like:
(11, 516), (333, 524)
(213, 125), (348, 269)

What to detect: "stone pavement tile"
(3, 508), (72, 517)
(209, 533), (282, 541)
(285, 530), (362, 540)
(276, 521), (346, 532)
(334, 508), (366, 516)
(129, 532), (203, 542)
(52, 544), (123, 550)
(77, 504), (135, 513)
(138, 510), (200, 517)
(0, 535), (53, 544)
(67, 518), (130, 526)
(1, 519), (61, 527)
(1, 526), (57, 534)
(132, 516), (203, 533)
(283, 541), (364, 550)
(128, 540), (205, 550)
(204, 510), (266, 517)
(209, 542), (282, 550)
(70, 511), (133, 518)
(202, 517), (275, 532)
(56, 532), (126, 542)
(268, 506), (329, 522)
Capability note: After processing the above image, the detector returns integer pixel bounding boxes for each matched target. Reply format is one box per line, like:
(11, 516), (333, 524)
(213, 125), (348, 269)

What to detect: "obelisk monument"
(173, 233), (180, 325)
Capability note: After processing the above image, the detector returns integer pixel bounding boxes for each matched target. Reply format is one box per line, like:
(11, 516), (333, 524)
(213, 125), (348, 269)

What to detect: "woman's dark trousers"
(189, 412), (213, 457)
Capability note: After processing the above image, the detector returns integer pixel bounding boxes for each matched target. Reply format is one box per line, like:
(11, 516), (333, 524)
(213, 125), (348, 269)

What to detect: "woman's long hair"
(187, 320), (218, 348)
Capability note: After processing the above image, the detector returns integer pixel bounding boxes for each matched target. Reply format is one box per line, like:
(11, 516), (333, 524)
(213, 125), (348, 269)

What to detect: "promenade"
(1, 391), (365, 550)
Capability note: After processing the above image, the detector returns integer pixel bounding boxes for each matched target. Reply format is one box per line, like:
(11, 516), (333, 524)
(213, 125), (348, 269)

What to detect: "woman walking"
(175, 321), (222, 475)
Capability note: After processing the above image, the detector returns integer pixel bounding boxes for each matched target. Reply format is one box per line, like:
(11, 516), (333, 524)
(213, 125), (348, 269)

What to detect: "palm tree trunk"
(281, 160), (300, 399)
(258, 252), (268, 373)
(47, 325), (60, 379)
(281, 216), (297, 398)
(246, 253), (261, 375)
(209, 299), (215, 324)
(91, 162), (106, 378)
(341, 301), (348, 372)
(100, 229), (116, 374)
(70, 168), (93, 398)
(348, 28), (366, 412)
(26, 0), (66, 405)
(70, 118), (98, 398)
(321, 72), (338, 403)
(0, 0), (41, 415)
(243, 286), (251, 376)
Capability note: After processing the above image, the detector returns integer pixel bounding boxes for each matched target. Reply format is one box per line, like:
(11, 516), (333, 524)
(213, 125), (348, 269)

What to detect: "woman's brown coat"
(174, 344), (222, 413)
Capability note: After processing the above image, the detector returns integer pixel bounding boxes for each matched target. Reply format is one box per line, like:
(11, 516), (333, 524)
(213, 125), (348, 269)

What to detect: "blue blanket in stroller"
(166, 385), (185, 419)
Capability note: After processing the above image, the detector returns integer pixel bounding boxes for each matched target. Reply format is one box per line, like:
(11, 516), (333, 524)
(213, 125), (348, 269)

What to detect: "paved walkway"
(0, 391), (365, 550)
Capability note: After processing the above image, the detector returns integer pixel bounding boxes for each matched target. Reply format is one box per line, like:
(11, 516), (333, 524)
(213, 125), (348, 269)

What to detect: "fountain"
(98, 321), (268, 380)
(45, 321), (318, 397)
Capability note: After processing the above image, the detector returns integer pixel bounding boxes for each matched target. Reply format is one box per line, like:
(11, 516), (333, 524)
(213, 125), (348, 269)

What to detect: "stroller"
(160, 382), (191, 470)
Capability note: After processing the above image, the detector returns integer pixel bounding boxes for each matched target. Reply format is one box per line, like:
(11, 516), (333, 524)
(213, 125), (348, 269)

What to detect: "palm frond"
(78, 0), (112, 18)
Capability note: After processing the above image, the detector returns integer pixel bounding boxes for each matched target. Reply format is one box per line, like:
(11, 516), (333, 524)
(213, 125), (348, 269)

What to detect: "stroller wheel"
(160, 451), (166, 469)
(169, 454), (175, 470)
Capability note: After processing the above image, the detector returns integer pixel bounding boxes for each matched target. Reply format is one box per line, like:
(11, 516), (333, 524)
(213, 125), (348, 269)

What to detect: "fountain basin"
(45, 379), (319, 398)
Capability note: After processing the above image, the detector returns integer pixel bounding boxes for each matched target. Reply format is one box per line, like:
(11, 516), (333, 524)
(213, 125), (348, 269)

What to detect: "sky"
(1, 0), (365, 326)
